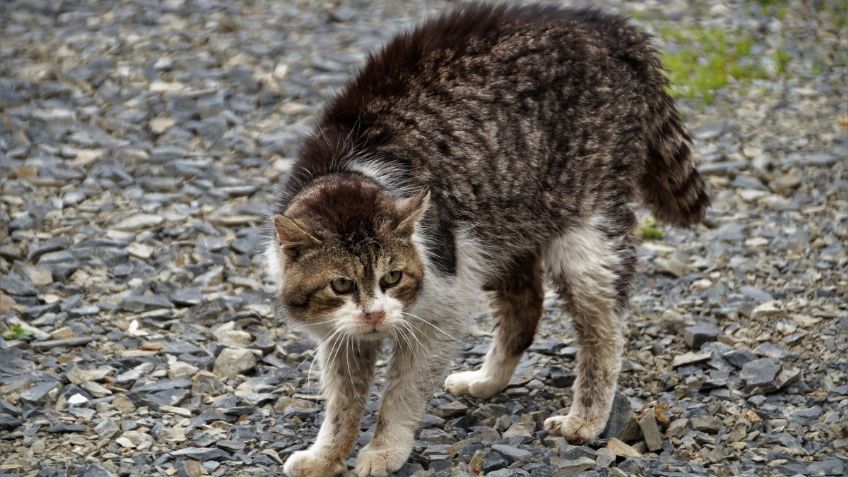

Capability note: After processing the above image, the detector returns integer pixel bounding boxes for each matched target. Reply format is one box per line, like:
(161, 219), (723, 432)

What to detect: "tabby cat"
(267, 4), (708, 476)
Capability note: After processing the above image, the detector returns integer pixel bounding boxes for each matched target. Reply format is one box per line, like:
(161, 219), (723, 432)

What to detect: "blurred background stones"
(0, 0), (845, 476)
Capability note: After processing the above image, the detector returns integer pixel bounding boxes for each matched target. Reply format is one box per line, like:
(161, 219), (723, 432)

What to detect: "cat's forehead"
(325, 237), (397, 268)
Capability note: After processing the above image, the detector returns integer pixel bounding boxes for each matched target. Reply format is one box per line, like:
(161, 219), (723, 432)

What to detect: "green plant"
(775, 49), (792, 75)
(2, 324), (34, 341)
(659, 27), (770, 106)
(638, 215), (664, 240)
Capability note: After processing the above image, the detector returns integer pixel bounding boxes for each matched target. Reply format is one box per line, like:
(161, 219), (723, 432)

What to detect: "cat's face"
(269, 176), (429, 341)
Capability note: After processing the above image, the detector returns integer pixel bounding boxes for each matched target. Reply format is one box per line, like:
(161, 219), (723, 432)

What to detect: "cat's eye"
(380, 271), (402, 289)
(330, 277), (355, 294)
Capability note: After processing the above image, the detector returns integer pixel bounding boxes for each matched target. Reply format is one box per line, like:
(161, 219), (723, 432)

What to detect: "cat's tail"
(639, 94), (710, 227)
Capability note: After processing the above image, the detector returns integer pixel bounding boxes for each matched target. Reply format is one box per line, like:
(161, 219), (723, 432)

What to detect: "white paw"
(353, 443), (411, 477)
(544, 414), (606, 445)
(444, 370), (505, 399)
(283, 449), (345, 477)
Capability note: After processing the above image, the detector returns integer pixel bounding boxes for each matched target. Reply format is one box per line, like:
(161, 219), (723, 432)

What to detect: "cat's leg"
(444, 255), (544, 399)
(354, 321), (457, 476)
(542, 213), (635, 444)
(284, 338), (377, 477)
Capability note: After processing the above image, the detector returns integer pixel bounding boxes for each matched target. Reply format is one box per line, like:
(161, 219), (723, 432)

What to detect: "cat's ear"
(273, 214), (321, 251)
(395, 189), (430, 236)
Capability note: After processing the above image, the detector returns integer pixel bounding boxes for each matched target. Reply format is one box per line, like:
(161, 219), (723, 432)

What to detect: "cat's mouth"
(353, 324), (394, 341)
(359, 327), (389, 340)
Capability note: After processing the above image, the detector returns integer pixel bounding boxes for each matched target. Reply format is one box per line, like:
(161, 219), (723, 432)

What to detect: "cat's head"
(267, 174), (430, 341)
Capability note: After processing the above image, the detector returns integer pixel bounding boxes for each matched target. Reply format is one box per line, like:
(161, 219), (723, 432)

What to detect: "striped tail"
(639, 94), (710, 227)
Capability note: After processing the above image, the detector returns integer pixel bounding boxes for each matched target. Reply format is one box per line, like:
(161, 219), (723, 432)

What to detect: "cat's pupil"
(380, 271), (402, 289)
(331, 277), (354, 294)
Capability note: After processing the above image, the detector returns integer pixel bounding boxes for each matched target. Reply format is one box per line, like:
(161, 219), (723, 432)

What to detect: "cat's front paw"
(444, 370), (505, 399)
(353, 443), (411, 477)
(283, 449), (345, 477)
(544, 414), (606, 445)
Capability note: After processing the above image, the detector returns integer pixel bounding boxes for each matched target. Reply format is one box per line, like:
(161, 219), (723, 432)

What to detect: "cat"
(267, 4), (709, 476)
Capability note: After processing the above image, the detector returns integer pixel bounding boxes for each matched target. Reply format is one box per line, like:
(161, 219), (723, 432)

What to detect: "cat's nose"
(363, 310), (385, 327)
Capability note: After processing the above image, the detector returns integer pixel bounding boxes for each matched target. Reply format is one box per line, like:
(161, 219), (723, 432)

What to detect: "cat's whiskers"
(303, 317), (343, 327)
(401, 311), (462, 344)
(397, 320), (437, 395)
(389, 325), (434, 395)
(305, 329), (340, 391)
(391, 323), (413, 354)
(301, 333), (329, 380)
(353, 334), (364, 368)
(342, 332), (359, 397)
(324, 330), (347, 386)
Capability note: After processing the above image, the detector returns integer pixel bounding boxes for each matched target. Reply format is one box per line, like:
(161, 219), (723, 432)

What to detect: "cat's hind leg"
(541, 212), (635, 444)
(444, 254), (544, 399)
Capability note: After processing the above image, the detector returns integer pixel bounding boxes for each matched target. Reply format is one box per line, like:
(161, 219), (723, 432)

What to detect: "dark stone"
(740, 358), (782, 394)
(189, 412), (237, 427)
(549, 367), (575, 388)
(791, 405), (823, 424)
(701, 370), (730, 390)
(0, 274), (37, 296)
(638, 411), (663, 452)
(131, 379), (192, 394)
(231, 236), (258, 255)
(394, 462), (427, 477)
(690, 415), (722, 434)
(808, 459), (844, 476)
(0, 401), (21, 417)
(21, 303), (60, 319)
(0, 415), (22, 431)
(754, 342), (792, 359)
(482, 451), (508, 472)
(491, 444), (532, 463)
(0, 350), (35, 376)
(420, 428), (455, 445)
(170, 447), (231, 460)
(47, 423), (86, 433)
(553, 457), (596, 476)
(488, 469), (529, 477)
(428, 459), (451, 473)
(724, 348), (758, 369)
(433, 401), (468, 418)
(774, 460), (807, 475)
(618, 457), (644, 474)
(162, 341), (204, 355)
(68, 306), (99, 317)
(81, 464), (116, 477)
(136, 389), (190, 407)
(20, 381), (60, 403)
(767, 432), (802, 448)
(558, 445), (597, 460)
(120, 295), (174, 312)
(215, 440), (245, 452)
(739, 285), (774, 303)
(731, 174), (767, 190)
(716, 223), (746, 241)
(30, 336), (94, 350)
(34, 467), (65, 477)
(171, 288), (202, 306)
(529, 339), (564, 355)
(601, 392), (639, 441)
(684, 324), (720, 349)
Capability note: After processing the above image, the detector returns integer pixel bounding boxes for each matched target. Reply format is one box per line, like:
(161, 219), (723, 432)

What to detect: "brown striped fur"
(272, 4), (708, 475)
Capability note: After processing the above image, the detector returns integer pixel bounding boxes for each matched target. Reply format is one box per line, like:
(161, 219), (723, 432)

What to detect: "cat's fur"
(267, 4), (708, 477)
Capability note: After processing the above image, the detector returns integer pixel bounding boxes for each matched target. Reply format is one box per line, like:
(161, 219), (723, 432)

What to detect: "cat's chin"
(355, 329), (391, 342)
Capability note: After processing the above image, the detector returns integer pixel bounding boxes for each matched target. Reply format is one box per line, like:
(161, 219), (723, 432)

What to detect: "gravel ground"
(1, 0), (845, 476)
